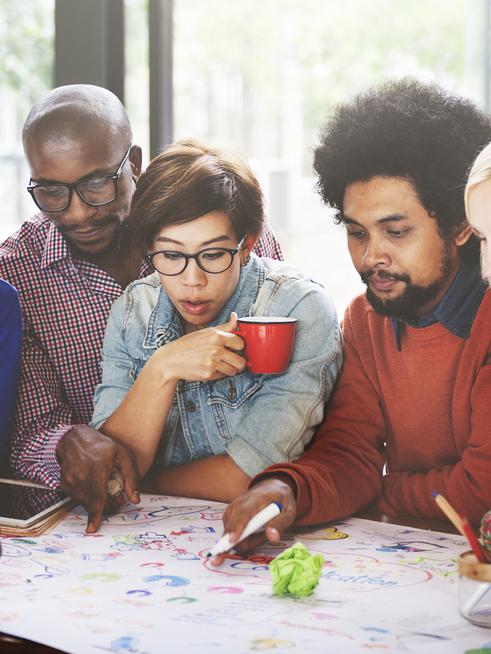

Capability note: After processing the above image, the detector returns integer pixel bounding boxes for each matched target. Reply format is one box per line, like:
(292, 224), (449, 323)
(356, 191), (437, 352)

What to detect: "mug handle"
(231, 329), (250, 367)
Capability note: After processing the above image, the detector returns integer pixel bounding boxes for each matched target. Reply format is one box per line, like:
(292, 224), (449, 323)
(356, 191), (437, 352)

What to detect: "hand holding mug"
(154, 313), (246, 382)
(233, 316), (297, 374)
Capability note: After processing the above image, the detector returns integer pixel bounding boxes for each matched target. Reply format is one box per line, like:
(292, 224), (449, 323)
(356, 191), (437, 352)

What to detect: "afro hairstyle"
(313, 78), (491, 258)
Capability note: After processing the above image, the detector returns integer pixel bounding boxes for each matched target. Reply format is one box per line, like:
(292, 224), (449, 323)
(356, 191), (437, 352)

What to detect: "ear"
(454, 222), (473, 247)
(240, 233), (258, 263)
(129, 145), (143, 181)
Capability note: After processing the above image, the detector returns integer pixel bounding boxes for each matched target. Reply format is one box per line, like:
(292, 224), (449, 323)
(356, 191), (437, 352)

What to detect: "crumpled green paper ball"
(269, 542), (324, 597)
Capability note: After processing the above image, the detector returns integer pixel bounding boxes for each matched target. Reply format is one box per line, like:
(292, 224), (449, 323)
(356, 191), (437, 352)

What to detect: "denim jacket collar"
(391, 259), (487, 350)
(143, 254), (265, 349)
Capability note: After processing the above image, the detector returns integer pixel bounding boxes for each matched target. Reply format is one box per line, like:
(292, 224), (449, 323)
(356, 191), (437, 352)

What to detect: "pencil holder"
(458, 551), (491, 627)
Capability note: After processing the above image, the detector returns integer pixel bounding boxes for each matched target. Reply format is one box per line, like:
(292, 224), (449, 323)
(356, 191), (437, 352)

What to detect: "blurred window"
(2, 0), (487, 316)
(125, 0), (150, 165)
(0, 0), (54, 242)
(174, 0), (485, 315)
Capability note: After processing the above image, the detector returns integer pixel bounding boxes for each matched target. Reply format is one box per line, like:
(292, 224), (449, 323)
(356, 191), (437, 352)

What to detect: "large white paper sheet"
(0, 494), (489, 653)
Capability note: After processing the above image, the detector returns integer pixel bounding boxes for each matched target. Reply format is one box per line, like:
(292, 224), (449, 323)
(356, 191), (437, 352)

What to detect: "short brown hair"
(127, 139), (264, 249)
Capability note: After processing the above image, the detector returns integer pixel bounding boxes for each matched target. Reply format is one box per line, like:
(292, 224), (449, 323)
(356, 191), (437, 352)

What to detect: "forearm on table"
(147, 454), (251, 503)
(379, 461), (491, 526)
(100, 362), (178, 477)
(252, 433), (384, 526)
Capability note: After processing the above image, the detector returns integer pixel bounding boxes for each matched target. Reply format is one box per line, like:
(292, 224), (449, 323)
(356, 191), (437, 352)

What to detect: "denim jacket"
(91, 254), (342, 476)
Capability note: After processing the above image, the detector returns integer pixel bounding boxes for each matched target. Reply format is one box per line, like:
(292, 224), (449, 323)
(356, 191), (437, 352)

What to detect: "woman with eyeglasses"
(91, 139), (342, 502)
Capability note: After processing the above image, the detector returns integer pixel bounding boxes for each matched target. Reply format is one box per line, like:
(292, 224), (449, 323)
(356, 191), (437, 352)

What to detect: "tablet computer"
(0, 478), (71, 528)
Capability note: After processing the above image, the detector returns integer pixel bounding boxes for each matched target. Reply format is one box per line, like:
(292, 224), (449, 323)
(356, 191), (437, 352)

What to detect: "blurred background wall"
(0, 0), (488, 316)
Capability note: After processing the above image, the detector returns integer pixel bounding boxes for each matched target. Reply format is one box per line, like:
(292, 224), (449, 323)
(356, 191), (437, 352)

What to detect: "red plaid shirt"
(0, 214), (283, 488)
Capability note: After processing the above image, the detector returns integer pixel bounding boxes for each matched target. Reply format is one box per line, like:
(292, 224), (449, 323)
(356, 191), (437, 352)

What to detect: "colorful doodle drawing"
(79, 573), (122, 584)
(170, 526), (216, 535)
(100, 634), (144, 653)
(166, 596), (197, 604)
(403, 554), (459, 579)
(199, 511), (224, 521)
(396, 632), (449, 646)
(202, 551), (276, 579)
(142, 574), (190, 587)
(0, 498), (484, 654)
(208, 586), (244, 594)
(109, 532), (199, 561)
(0, 543), (31, 558)
(302, 527), (349, 541)
(76, 504), (215, 527)
(249, 638), (295, 650)
(205, 547), (432, 593)
(81, 552), (122, 562)
(377, 540), (448, 553)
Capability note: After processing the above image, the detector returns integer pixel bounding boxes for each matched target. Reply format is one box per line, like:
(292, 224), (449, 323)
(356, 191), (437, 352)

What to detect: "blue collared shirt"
(392, 260), (487, 350)
(0, 279), (22, 473)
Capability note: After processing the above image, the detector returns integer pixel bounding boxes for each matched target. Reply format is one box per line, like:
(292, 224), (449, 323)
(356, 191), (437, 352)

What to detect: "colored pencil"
(460, 516), (488, 564)
(431, 491), (466, 537)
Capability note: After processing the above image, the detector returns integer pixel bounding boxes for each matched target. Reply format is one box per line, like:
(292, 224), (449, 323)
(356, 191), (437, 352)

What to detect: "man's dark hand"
(212, 477), (297, 566)
(56, 425), (140, 533)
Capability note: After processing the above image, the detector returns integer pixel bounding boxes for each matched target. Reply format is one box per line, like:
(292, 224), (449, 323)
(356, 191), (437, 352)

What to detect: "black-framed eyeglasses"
(26, 146), (132, 212)
(146, 237), (246, 276)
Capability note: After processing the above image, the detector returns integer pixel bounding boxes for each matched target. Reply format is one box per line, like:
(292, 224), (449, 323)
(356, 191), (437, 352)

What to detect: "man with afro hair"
(216, 79), (491, 555)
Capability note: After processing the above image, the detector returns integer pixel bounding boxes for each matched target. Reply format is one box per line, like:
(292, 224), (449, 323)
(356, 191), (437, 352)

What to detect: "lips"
(180, 300), (211, 315)
(71, 226), (108, 242)
(369, 274), (402, 293)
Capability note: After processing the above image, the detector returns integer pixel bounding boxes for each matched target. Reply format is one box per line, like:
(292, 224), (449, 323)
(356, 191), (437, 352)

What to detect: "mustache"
(360, 269), (411, 285)
(59, 214), (119, 235)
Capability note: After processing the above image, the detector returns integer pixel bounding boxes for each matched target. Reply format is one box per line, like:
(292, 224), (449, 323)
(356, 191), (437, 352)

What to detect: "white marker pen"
(207, 501), (282, 558)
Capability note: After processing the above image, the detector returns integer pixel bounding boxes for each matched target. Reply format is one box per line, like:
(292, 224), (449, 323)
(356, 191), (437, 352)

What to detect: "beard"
(361, 242), (454, 322)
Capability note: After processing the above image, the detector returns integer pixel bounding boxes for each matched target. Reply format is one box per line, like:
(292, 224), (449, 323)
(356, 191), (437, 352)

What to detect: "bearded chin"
(364, 237), (456, 322)
(366, 281), (445, 322)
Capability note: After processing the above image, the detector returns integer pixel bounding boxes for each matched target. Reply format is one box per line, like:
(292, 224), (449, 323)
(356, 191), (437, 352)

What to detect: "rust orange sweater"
(257, 288), (491, 526)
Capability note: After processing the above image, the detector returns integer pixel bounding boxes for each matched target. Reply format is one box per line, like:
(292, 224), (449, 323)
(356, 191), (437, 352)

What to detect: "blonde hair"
(465, 141), (491, 217)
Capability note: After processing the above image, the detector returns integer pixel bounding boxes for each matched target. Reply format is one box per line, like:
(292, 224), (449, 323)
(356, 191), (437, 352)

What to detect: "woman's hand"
(153, 312), (246, 383)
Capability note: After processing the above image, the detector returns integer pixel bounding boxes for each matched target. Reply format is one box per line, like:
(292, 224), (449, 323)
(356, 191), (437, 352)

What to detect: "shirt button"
(185, 400), (196, 412)
(228, 386), (237, 400)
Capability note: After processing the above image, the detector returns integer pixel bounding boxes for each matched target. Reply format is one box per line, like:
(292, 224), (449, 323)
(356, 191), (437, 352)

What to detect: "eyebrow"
(153, 234), (234, 247)
(342, 214), (410, 225)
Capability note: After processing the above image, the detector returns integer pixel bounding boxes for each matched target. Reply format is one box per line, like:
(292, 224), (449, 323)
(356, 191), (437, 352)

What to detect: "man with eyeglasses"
(0, 84), (282, 531)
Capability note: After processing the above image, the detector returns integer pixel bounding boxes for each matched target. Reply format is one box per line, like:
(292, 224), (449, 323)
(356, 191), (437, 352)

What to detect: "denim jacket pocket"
(206, 372), (263, 409)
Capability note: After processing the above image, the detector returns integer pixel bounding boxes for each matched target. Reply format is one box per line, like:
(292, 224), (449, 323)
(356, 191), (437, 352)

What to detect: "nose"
(361, 235), (391, 269)
(181, 257), (207, 286)
(62, 190), (98, 226)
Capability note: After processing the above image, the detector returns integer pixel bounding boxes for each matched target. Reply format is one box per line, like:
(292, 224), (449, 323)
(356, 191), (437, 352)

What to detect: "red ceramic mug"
(233, 316), (297, 374)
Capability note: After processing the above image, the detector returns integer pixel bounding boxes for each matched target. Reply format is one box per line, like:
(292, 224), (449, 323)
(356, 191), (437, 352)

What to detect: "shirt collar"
(391, 259), (487, 349)
(41, 221), (72, 269)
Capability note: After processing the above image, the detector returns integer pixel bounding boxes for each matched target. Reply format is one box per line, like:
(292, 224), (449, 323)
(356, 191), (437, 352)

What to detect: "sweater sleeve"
(252, 305), (385, 525)
(378, 352), (491, 526)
